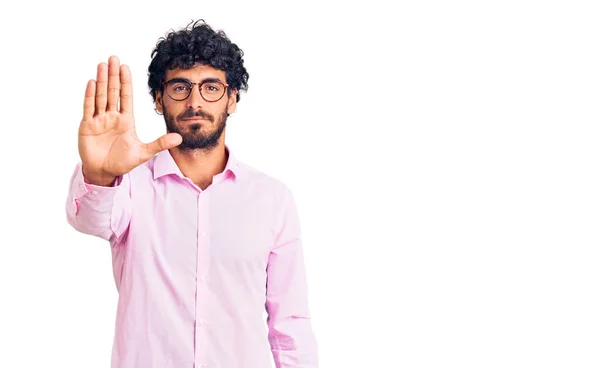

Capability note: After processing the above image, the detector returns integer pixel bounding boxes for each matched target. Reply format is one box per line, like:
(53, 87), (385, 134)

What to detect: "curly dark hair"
(148, 19), (249, 103)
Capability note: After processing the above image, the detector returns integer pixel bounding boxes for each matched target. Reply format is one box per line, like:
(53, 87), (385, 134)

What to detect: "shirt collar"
(152, 144), (242, 181)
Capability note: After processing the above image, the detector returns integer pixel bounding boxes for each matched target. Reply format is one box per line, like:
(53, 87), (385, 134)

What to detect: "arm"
(66, 55), (180, 244)
(65, 162), (132, 244)
(266, 187), (319, 368)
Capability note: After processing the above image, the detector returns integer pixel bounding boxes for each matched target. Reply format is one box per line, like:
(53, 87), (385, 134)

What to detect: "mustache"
(178, 108), (213, 121)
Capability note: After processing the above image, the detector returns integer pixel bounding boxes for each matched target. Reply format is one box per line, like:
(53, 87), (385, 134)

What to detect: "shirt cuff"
(69, 163), (121, 204)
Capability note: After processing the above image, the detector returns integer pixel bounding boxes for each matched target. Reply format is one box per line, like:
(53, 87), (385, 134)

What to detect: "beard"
(163, 102), (229, 151)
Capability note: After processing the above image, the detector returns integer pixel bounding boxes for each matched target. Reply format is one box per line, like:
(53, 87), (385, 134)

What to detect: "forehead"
(165, 63), (226, 81)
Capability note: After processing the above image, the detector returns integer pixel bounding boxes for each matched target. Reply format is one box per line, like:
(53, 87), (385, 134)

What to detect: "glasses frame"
(162, 79), (229, 102)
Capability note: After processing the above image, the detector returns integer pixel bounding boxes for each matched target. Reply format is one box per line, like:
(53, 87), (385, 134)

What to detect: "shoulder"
(237, 161), (294, 201)
(235, 160), (299, 221)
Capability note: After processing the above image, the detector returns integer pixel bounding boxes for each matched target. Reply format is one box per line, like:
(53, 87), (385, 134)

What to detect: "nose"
(185, 83), (205, 110)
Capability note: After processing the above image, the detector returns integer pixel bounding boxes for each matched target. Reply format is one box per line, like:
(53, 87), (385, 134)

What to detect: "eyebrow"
(168, 77), (224, 84)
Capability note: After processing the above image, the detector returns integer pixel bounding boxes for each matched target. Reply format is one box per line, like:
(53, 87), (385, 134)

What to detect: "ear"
(227, 89), (238, 115)
(155, 91), (164, 114)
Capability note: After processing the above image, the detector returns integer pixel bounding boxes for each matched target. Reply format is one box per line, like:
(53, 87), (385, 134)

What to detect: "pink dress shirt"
(65, 146), (318, 368)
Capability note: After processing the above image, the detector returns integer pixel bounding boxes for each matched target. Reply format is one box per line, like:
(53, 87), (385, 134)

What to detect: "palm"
(79, 110), (139, 177)
(78, 56), (181, 185)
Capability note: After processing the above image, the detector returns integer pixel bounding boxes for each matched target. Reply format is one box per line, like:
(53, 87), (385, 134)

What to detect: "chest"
(127, 185), (275, 270)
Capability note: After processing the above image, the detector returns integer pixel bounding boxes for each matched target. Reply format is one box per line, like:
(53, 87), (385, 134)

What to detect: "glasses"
(162, 79), (229, 102)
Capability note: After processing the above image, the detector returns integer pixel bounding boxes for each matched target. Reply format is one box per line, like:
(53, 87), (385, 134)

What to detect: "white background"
(0, 1), (599, 367)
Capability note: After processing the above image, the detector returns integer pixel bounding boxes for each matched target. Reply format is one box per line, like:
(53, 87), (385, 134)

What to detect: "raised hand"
(78, 56), (182, 186)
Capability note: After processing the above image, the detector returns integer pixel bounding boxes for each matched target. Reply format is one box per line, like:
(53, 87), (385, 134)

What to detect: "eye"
(173, 84), (190, 92)
(204, 83), (222, 92)
(168, 82), (191, 93)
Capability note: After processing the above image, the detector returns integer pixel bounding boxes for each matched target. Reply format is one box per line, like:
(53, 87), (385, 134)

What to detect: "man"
(65, 19), (318, 368)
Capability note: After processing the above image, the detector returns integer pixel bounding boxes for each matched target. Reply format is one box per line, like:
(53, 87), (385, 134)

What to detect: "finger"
(142, 133), (182, 159)
(83, 79), (96, 120)
(107, 56), (121, 112)
(95, 62), (108, 115)
(120, 64), (133, 113)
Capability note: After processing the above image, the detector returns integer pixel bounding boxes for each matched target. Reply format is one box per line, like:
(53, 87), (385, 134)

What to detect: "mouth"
(181, 117), (209, 122)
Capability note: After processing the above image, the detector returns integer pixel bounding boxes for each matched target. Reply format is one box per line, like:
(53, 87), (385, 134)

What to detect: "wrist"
(82, 168), (117, 187)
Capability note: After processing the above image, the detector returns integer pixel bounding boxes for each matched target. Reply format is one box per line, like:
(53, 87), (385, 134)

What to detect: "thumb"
(143, 133), (182, 158)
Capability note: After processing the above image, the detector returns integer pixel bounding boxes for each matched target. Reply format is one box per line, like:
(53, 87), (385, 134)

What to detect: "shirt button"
(198, 319), (204, 326)
(91, 190), (98, 195)
(199, 276), (206, 282)
(200, 232), (207, 238)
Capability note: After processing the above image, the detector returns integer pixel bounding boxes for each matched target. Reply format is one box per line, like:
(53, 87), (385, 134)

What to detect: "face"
(155, 64), (237, 151)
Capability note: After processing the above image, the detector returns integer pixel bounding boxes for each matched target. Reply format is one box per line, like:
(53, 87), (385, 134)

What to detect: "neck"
(168, 141), (229, 190)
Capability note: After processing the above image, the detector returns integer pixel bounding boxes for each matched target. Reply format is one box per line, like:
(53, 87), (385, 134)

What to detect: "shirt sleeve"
(65, 162), (132, 245)
(266, 186), (319, 368)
